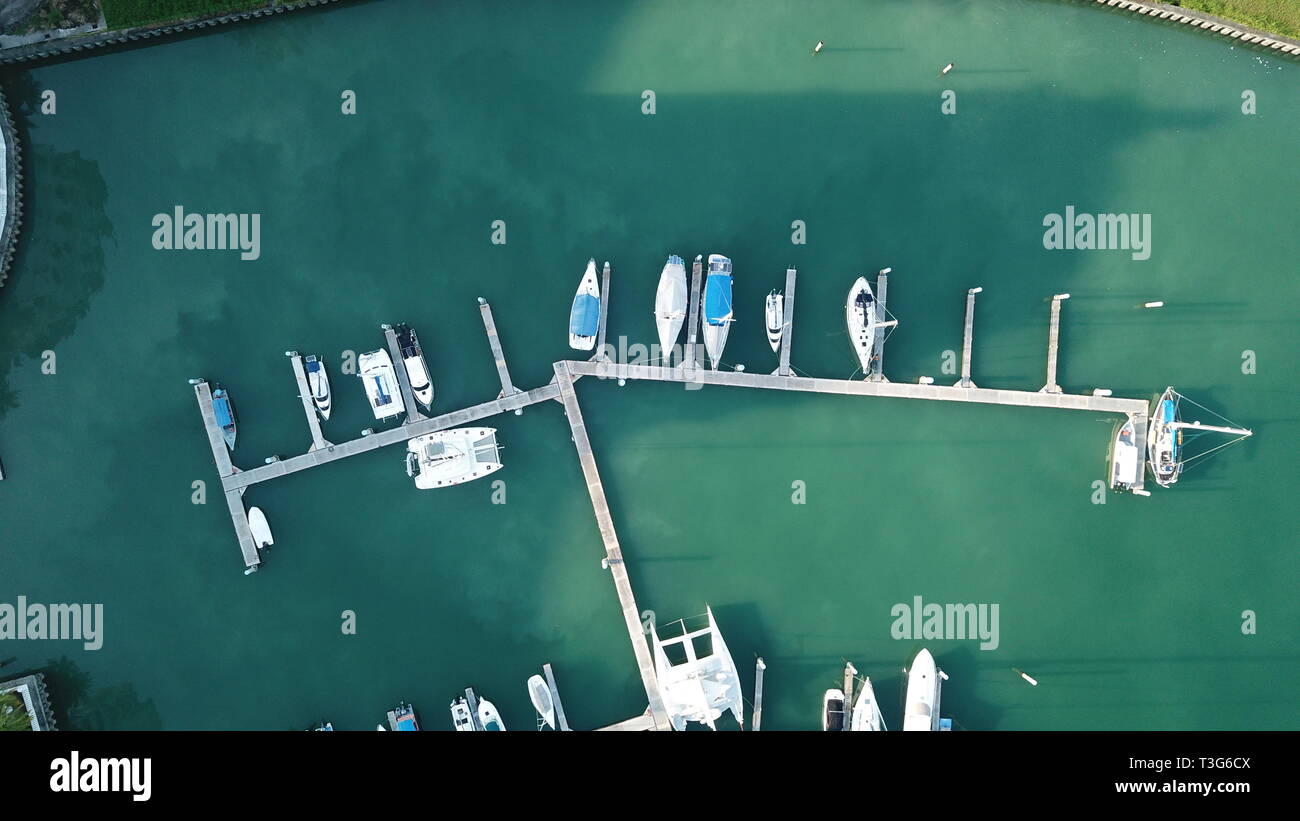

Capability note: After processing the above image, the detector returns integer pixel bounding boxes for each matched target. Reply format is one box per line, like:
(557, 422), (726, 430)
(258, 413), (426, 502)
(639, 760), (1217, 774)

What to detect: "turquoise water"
(0, 0), (1296, 730)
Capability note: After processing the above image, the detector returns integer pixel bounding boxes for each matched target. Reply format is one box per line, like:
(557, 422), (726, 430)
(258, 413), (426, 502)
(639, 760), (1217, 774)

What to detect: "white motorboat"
(822, 688), (846, 731)
(702, 254), (734, 370)
(654, 254), (688, 359)
(903, 649), (943, 732)
(1110, 416), (1141, 491)
(765, 290), (783, 352)
(477, 698), (506, 731)
(569, 258), (601, 351)
(527, 674), (556, 730)
(450, 697), (476, 731)
(304, 355), (331, 420)
(650, 606), (744, 730)
(404, 427), (502, 489)
(247, 507), (273, 548)
(849, 677), (884, 731)
(358, 349), (402, 421)
(395, 324), (434, 410)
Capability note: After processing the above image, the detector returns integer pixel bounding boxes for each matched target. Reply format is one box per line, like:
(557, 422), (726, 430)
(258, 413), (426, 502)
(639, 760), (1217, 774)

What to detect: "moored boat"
(846, 276), (878, 373)
(903, 649), (943, 732)
(304, 355), (331, 420)
(765, 290), (783, 352)
(650, 605), (744, 730)
(569, 259), (601, 351)
(358, 349), (402, 421)
(1110, 416), (1141, 491)
(849, 677), (884, 731)
(702, 254), (734, 370)
(247, 506), (273, 548)
(405, 427), (502, 489)
(212, 385), (237, 451)
(527, 674), (556, 730)
(450, 697), (476, 731)
(655, 254), (688, 359)
(477, 698), (506, 731)
(1146, 387), (1252, 488)
(387, 702), (419, 732)
(395, 324), (434, 410)
(822, 688), (846, 731)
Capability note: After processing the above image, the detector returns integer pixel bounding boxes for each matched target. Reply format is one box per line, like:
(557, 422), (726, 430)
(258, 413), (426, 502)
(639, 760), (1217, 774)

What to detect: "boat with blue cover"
(212, 384), (237, 451)
(702, 254), (734, 370)
(387, 702), (419, 731)
(569, 259), (601, 351)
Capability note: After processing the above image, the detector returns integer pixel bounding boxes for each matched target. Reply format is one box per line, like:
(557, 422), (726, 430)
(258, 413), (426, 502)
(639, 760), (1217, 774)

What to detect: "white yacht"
(304, 355), (331, 420)
(902, 649), (943, 731)
(849, 677), (884, 731)
(701, 254), (734, 370)
(477, 698), (506, 731)
(404, 427), (502, 489)
(846, 276), (884, 373)
(822, 688), (846, 731)
(527, 674), (556, 730)
(650, 606), (744, 730)
(450, 697), (476, 731)
(358, 349), (402, 421)
(395, 324), (434, 410)
(765, 290), (783, 352)
(654, 254), (688, 359)
(569, 258), (601, 351)
(1147, 386), (1252, 488)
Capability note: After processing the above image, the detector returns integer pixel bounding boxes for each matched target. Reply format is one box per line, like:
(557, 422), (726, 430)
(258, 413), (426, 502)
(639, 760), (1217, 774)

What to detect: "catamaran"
(654, 254), (688, 359)
(846, 274), (897, 374)
(849, 677), (885, 731)
(569, 258), (601, 351)
(765, 290), (784, 352)
(477, 698), (506, 731)
(395, 324), (434, 410)
(450, 697), (476, 731)
(404, 427), (502, 489)
(212, 384), (237, 451)
(358, 349), (402, 421)
(902, 648), (943, 732)
(822, 688), (846, 731)
(650, 606), (744, 730)
(1147, 387), (1252, 488)
(1109, 416), (1142, 493)
(304, 355), (331, 420)
(702, 254), (734, 370)
(527, 674), (556, 730)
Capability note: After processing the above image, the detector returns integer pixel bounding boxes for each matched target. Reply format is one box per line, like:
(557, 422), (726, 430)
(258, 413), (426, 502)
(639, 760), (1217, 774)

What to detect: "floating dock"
(683, 255), (703, 369)
(958, 287), (979, 388)
(752, 657), (766, 731)
(594, 261), (611, 361)
(479, 299), (520, 398)
(869, 269), (889, 382)
(542, 663), (571, 731)
(1042, 294), (1068, 394)
(774, 268), (796, 376)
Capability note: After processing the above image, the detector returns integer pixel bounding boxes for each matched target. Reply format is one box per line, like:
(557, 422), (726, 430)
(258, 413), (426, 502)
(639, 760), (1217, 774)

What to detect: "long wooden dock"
(1042, 294), (1068, 394)
(554, 361), (672, 730)
(774, 268), (796, 376)
(479, 299), (519, 398)
(683, 255), (703, 369)
(594, 261), (611, 361)
(192, 381), (260, 570)
(958, 287), (979, 388)
(869, 269), (889, 382)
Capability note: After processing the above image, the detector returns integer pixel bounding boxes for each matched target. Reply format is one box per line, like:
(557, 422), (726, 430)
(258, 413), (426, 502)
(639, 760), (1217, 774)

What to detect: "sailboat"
(569, 258), (601, 351)
(846, 275), (897, 374)
(650, 606), (744, 730)
(527, 674), (556, 730)
(395, 324), (434, 410)
(1109, 416), (1141, 492)
(655, 254), (688, 359)
(765, 290), (783, 352)
(1147, 387), (1252, 488)
(212, 384), (237, 451)
(358, 349), (402, 421)
(304, 355), (331, 420)
(902, 649), (943, 732)
(822, 688), (846, 731)
(702, 254), (734, 370)
(849, 677), (885, 731)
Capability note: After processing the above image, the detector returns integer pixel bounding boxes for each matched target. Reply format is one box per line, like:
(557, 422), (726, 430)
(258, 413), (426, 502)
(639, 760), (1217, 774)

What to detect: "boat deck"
(288, 353), (332, 452)
(383, 325), (428, 422)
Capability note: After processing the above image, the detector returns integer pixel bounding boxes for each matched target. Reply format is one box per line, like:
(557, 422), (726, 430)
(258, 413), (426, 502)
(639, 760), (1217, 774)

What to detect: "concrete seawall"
(0, 87), (21, 289)
(1085, 0), (1300, 57)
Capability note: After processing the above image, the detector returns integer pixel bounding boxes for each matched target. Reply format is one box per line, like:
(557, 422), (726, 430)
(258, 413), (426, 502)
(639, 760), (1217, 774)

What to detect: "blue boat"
(568, 258), (601, 351)
(702, 254), (734, 369)
(388, 702), (419, 731)
(212, 385), (237, 451)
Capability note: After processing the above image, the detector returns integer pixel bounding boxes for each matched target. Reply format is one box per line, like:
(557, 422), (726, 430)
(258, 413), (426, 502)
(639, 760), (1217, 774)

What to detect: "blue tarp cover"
(570, 293), (600, 336)
(704, 274), (733, 325)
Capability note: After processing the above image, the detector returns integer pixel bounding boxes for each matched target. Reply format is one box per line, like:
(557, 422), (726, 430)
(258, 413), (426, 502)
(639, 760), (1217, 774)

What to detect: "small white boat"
(765, 290), (783, 352)
(1147, 386), (1252, 488)
(654, 254), (688, 359)
(849, 677), (884, 731)
(527, 674), (556, 730)
(903, 649), (942, 732)
(569, 259), (601, 351)
(477, 698), (506, 731)
(395, 324), (434, 410)
(304, 355), (331, 420)
(702, 254), (734, 370)
(1109, 416), (1141, 491)
(450, 697), (476, 731)
(358, 349), (402, 421)
(247, 507), (273, 548)
(846, 276), (879, 373)
(405, 427), (502, 489)
(822, 688), (846, 731)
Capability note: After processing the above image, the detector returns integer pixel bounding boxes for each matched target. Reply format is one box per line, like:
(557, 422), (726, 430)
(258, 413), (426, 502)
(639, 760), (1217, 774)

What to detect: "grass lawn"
(1172, 1), (1300, 39)
(101, 0), (274, 30)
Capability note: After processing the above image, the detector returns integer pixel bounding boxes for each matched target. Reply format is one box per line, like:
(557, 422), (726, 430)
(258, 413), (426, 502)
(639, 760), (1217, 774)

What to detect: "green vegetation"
(1171, 1), (1300, 39)
(0, 691), (32, 732)
(101, 0), (275, 30)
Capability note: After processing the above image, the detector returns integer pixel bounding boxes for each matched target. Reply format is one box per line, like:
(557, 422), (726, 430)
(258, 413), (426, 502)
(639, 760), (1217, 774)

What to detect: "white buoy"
(1133, 489), (1152, 497)
(940, 62), (955, 76)
(1013, 667), (1038, 686)
(514, 409), (523, 416)
(1144, 301), (1164, 308)
(618, 378), (627, 386)
(601, 558), (609, 570)
(813, 41), (825, 55)
(735, 364), (745, 372)
(1054, 293), (1071, 300)
(1092, 388), (1112, 397)
(918, 376), (934, 385)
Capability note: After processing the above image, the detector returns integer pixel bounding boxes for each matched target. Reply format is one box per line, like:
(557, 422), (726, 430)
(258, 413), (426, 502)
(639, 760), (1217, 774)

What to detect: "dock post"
(542, 663), (572, 731)
(752, 657), (766, 731)
(1041, 293), (1069, 394)
(842, 662), (856, 730)
(869, 269), (890, 382)
(478, 299), (520, 399)
(683, 255), (703, 370)
(382, 325), (428, 422)
(287, 353), (333, 452)
(775, 268), (796, 376)
(464, 687), (483, 730)
(192, 380), (261, 571)
(957, 287), (981, 388)
(594, 261), (612, 362)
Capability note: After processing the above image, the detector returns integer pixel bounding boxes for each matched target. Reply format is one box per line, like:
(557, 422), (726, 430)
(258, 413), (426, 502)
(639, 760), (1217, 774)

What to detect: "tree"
(0, 690), (32, 731)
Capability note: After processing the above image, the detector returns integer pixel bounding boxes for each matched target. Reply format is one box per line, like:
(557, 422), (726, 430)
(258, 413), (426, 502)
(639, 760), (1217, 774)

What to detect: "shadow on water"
(0, 72), (111, 419)
(10, 657), (162, 730)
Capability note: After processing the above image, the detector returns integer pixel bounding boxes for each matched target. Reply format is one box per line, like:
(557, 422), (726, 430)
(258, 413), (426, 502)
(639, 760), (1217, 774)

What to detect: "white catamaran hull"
(846, 276), (878, 373)
(765, 291), (783, 352)
(655, 255), (688, 358)
(406, 427), (502, 489)
(569, 259), (601, 351)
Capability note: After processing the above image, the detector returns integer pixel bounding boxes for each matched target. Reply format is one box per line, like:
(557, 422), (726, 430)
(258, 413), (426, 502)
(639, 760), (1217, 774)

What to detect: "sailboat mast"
(1167, 422), (1253, 437)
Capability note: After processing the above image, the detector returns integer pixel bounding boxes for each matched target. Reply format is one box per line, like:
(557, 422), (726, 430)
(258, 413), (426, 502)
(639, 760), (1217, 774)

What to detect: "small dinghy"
(212, 385), (237, 451)
(569, 259), (601, 351)
(395, 323), (434, 410)
(247, 506), (273, 548)
(527, 674), (556, 730)
(654, 255), (688, 358)
(765, 290), (783, 352)
(304, 355), (331, 420)
(450, 697), (476, 731)
(477, 698), (506, 731)
(822, 688), (846, 731)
